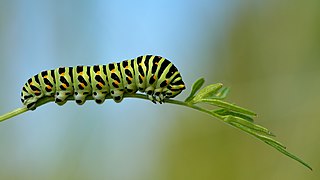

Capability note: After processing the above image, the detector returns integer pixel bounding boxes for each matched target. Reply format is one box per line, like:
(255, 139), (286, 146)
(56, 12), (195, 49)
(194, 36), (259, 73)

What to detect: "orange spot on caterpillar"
(62, 83), (68, 89)
(111, 69), (116, 73)
(46, 85), (52, 90)
(61, 72), (65, 76)
(79, 72), (83, 75)
(98, 82), (103, 87)
(96, 71), (100, 75)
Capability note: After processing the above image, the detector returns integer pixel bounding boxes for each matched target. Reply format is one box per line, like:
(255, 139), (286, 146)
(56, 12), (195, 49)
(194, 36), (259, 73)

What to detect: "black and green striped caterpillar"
(21, 55), (186, 110)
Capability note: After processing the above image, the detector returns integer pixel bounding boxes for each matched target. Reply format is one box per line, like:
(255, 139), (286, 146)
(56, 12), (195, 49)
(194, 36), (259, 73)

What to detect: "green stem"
(0, 107), (28, 122)
(0, 93), (313, 170)
(0, 93), (218, 123)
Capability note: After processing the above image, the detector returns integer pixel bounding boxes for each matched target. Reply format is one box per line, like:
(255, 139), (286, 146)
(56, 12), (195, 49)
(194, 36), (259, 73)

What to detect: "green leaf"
(229, 119), (312, 170)
(203, 86), (230, 100)
(214, 109), (254, 122)
(214, 87), (230, 99)
(214, 114), (312, 170)
(228, 120), (285, 148)
(224, 115), (275, 137)
(264, 141), (313, 171)
(190, 83), (223, 103)
(200, 98), (257, 116)
(185, 77), (205, 102)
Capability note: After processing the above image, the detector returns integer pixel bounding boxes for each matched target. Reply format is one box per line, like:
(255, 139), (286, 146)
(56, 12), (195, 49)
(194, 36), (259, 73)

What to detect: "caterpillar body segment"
(55, 67), (74, 105)
(21, 55), (186, 110)
(90, 65), (109, 104)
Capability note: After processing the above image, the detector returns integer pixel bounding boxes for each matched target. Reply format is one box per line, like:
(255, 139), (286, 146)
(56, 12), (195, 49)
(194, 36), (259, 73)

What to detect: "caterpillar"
(21, 55), (186, 110)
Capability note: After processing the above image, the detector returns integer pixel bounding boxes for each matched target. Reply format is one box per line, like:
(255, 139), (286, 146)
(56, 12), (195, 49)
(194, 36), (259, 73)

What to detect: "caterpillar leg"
(146, 87), (165, 104)
(145, 86), (156, 104)
(110, 89), (124, 103)
(55, 91), (71, 105)
(24, 97), (38, 110)
(155, 91), (165, 103)
(92, 90), (108, 104)
(74, 91), (90, 105)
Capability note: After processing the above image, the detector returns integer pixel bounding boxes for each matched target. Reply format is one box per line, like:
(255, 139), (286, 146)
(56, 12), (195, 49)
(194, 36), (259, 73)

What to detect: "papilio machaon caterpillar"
(21, 55), (186, 110)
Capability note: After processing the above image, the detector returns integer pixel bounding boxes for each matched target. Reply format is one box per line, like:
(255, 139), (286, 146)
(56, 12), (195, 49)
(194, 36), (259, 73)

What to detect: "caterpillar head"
(165, 73), (186, 98)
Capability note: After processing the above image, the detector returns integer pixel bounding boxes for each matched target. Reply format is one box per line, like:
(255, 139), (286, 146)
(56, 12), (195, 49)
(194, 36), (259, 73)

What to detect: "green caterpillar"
(21, 55), (186, 110)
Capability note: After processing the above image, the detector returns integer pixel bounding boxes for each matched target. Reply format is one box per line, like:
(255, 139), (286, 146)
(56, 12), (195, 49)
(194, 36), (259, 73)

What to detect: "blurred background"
(0, 0), (319, 179)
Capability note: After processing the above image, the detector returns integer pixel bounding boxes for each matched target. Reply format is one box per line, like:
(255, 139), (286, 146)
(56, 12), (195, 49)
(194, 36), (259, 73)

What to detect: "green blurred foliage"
(159, 1), (320, 180)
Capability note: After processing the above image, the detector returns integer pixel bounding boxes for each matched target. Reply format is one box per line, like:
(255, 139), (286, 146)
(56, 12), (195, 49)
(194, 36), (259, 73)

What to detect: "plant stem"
(0, 107), (28, 122)
(0, 94), (212, 122)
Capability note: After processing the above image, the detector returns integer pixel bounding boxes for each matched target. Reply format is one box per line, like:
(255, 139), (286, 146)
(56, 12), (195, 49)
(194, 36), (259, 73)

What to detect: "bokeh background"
(0, 0), (319, 179)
